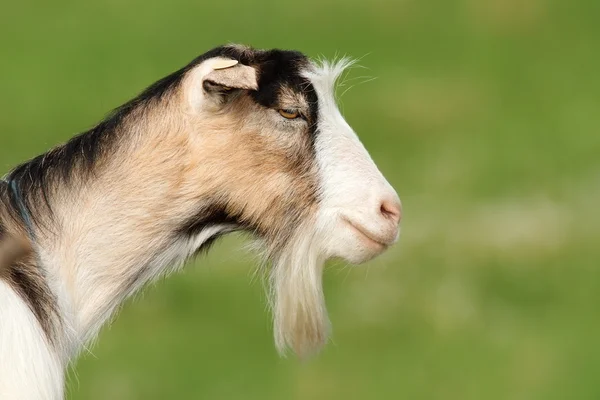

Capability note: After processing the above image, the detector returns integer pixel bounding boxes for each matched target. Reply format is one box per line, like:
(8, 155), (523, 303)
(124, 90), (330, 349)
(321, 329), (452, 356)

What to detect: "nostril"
(380, 199), (402, 224)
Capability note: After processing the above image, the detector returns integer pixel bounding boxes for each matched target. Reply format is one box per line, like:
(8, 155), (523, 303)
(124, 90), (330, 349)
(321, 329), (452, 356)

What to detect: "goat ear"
(187, 57), (258, 110)
(202, 58), (258, 95)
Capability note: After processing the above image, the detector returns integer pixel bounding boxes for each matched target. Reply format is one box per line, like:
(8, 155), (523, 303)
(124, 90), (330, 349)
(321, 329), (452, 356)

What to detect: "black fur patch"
(176, 200), (246, 256)
(222, 47), (320, 140)
(5, 257), (58, 341)
(0, 181), (58, 341)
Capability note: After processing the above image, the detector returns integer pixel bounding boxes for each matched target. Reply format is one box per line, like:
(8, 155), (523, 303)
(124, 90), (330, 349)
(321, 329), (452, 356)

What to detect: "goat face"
(177, 45), (401, 355)
(304, 62), (401, 265)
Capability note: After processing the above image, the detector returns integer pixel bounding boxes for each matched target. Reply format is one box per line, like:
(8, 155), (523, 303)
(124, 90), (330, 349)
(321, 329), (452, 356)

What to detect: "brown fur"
(31, 59), (321, 343)
(1, 47), (324, 357)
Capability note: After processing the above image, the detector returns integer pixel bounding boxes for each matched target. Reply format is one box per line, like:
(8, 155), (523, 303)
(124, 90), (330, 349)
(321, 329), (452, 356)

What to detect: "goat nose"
(379, 197), (402, 224)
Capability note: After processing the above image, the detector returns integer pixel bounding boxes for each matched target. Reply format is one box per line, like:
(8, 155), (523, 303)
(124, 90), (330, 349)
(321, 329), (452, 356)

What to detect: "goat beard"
(260, 219), (331, 358)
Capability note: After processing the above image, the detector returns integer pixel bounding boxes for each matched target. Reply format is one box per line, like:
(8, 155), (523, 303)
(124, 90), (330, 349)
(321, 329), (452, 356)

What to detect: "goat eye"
(278, 109), (300, 119)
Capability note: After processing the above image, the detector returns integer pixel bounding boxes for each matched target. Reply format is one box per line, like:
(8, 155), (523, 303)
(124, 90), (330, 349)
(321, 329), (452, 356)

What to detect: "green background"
(1, 0), (599, 399)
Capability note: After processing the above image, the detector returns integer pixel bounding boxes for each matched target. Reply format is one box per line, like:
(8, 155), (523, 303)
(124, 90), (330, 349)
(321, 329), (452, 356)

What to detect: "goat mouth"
(341, 218), (389, 249)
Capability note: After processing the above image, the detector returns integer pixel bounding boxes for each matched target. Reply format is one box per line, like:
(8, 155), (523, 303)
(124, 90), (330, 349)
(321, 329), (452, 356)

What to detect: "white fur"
(304, 59), (400, 262)
(306, 60), (400, 262)
(75, 224), (237, 346)
(269, 220), (329, 356)
(0, 281), (64, 399)
(2, 224), (233, 398)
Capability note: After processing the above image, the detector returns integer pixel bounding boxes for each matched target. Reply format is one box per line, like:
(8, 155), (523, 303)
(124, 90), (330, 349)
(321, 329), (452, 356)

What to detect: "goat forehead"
(250, 52), (315, 110)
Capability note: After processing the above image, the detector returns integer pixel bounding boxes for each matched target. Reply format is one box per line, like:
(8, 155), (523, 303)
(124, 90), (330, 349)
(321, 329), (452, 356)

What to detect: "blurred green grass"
(1, 0), (599, 399)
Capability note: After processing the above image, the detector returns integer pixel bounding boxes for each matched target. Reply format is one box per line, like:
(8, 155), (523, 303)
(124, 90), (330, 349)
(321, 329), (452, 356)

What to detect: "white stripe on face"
(303, 60), (401, 264)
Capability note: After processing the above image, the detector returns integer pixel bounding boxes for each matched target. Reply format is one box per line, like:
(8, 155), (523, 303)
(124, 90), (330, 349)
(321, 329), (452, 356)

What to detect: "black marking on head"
(237, 48), (320, 140)
(183, 46), (321, 142)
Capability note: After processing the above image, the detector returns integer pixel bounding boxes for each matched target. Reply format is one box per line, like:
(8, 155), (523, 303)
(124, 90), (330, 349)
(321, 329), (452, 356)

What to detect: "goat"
(0, 44), (401, 399)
